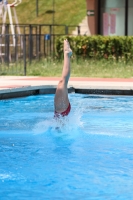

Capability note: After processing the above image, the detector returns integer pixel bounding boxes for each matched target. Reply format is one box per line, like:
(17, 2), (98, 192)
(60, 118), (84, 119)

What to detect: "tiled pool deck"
(0, 76), (133, 99)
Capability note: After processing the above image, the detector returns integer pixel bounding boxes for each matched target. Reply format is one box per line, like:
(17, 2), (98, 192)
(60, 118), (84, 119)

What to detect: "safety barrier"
(0, 24), (81, 75)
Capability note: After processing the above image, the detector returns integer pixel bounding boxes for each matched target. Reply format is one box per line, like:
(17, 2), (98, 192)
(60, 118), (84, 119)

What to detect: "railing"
(0, 23), (81, 35)
(0, 24), (81, 75)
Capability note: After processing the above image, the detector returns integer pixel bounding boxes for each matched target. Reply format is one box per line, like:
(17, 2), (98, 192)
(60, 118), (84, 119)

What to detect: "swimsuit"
(54, 103), (71, 117)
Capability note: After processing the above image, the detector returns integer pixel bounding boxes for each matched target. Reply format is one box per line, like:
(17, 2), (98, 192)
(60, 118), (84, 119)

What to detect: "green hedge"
(56, 35), (133, 62)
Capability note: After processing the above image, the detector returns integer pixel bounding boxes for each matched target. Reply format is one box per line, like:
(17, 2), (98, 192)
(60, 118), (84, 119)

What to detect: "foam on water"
(1, 94), (133, 139)
(33, 105), (84, 138)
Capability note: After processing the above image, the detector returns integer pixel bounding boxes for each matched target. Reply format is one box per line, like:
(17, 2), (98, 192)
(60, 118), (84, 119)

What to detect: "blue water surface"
(0, 94), (133, 200)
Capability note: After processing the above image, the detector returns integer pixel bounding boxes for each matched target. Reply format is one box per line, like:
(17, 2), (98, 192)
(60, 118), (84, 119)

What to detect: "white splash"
(33, 106), (84, 137)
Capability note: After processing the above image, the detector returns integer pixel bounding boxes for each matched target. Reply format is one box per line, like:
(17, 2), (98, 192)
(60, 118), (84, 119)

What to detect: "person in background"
(54, 39), (72, 118)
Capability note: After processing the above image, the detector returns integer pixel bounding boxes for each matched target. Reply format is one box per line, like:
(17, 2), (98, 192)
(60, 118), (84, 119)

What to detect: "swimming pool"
(0, 94), (133, 200)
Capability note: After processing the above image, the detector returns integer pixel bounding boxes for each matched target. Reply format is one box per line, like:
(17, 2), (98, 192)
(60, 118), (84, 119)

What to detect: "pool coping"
(0, 76), (133, 99)
(0, 84), (133, 99)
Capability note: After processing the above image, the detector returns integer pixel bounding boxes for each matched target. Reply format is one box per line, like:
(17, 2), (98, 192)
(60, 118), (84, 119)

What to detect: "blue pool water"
(0, 94), (133, 200)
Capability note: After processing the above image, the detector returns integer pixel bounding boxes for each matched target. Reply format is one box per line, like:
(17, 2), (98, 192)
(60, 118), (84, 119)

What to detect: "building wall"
(86, 0), (98, 35)
(86, 0), (133, 36)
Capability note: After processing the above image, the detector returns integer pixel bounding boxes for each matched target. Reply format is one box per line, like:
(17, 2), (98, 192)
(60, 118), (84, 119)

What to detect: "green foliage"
(56, 36), (133, 62)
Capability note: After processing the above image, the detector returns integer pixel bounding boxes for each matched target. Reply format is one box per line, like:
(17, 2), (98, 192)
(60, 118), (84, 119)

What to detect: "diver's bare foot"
(64, 39), (72, 57)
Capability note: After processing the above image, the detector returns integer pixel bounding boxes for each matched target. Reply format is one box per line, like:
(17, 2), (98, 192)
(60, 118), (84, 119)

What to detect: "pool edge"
(0, 85), (133, 99)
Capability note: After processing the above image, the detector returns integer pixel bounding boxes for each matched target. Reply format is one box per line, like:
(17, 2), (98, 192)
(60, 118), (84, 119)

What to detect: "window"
(100, 0), (125, 36)
(128, 0), (133, 35)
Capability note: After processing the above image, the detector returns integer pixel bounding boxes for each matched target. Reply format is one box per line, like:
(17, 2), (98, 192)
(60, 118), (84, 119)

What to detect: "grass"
(1, 0), (86, 34)
(1, 58), (133, 78)
(18, 0), (86, 25)
(1, 2), (132, 78)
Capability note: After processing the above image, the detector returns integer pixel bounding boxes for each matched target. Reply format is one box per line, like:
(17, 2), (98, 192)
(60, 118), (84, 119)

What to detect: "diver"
(54, 39), (72, 118)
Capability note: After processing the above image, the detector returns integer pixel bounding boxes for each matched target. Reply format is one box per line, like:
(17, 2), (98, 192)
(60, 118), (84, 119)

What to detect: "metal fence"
(0, 24), (81, 75)
(0, 23), (81, 35)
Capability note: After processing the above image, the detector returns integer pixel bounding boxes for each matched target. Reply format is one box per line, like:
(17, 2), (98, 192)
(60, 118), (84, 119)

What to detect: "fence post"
(4, 25), (9, 65)
(78, 26), (80, 35)
(15, 34), (18, 62)
(65, 25), (68, 35)
(23, 34), (26, 76)
(49, 25), (52, 56)
(5, 34), (9, 66)
(45, 34), (51, 59)
(39, 25), (41, 53)
(37, 33), (40, 60)
(29, 24), (32, 64)
(0, 35), (3, 63)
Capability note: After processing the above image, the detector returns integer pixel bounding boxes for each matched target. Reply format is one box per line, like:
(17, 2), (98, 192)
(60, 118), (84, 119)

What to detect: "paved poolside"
(0, 76), (133, 99)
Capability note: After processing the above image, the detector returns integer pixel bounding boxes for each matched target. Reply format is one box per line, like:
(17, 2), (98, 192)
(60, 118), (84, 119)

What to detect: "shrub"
(55, 35), (133, 62)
